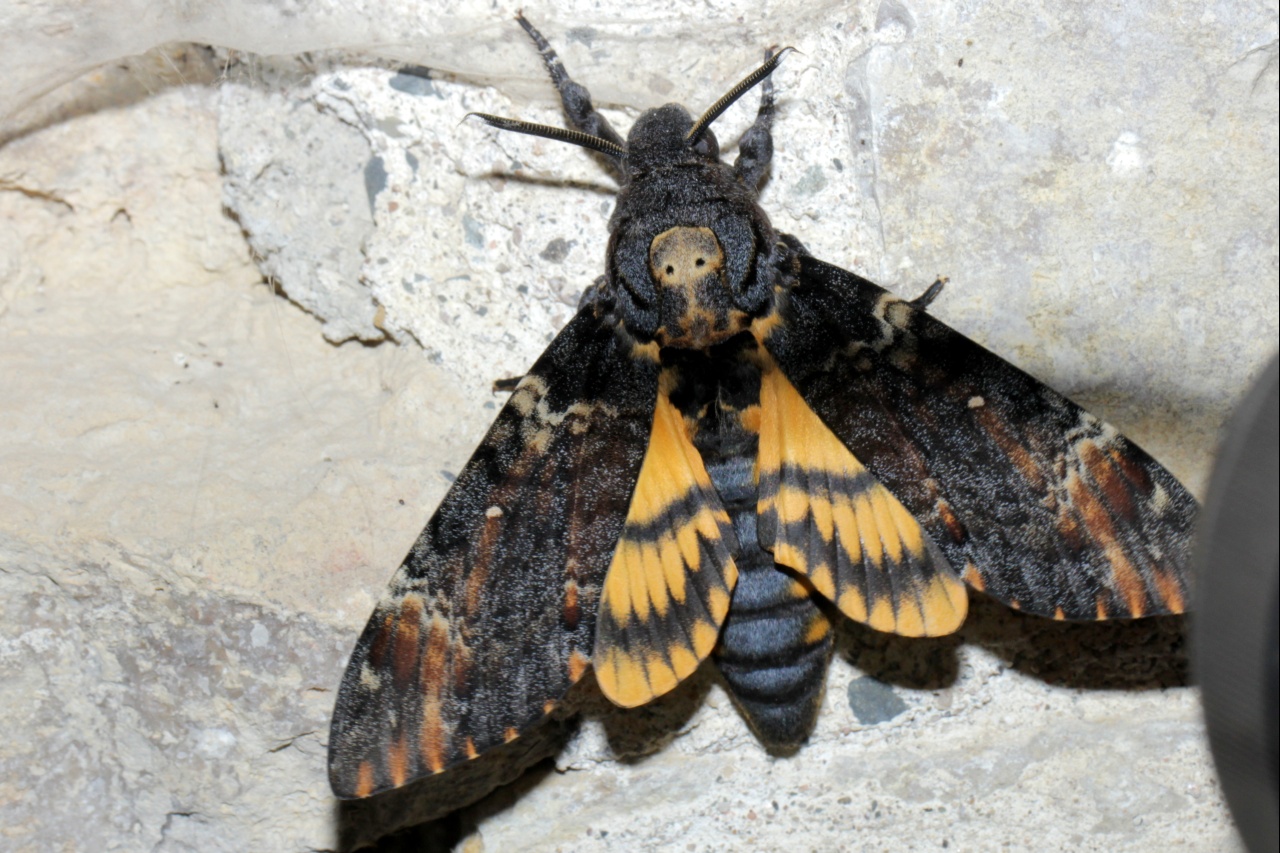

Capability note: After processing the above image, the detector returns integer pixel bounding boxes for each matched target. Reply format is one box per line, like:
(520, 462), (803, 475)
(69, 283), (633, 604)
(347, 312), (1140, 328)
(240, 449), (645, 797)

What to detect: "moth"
(328, 16), (1197, 799)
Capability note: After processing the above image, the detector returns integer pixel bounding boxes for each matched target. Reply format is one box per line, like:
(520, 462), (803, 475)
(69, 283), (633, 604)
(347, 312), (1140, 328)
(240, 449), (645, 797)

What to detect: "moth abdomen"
(671, 343), (833, 748)
(714, 515), (834, 749)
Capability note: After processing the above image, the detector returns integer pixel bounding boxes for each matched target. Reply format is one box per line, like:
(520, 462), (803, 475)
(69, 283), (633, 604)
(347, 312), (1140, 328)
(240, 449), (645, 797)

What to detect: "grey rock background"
(1, 0), (1275, 850)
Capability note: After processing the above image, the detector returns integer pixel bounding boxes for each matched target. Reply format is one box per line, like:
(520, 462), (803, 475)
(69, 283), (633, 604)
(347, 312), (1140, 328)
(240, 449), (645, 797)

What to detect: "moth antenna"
(687, 46), (795, 144)
(466, 112), (627, 159)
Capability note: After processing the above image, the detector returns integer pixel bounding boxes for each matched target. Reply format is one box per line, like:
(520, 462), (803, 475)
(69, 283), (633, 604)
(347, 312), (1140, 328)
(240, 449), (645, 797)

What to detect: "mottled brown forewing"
(764, 256), (1196, 621)
(328, 309), (659, 798)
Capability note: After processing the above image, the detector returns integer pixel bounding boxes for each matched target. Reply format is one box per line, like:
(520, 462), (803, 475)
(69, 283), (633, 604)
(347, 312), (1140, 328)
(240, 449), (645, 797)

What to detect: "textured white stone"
(1, 0), (1276, 850)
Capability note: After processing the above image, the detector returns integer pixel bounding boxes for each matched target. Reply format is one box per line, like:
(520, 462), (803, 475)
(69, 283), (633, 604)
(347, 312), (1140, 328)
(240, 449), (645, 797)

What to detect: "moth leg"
(577, 275), (615, 312)
(516, 13), (625, 149)
(732, 46), (779, 190)
(492, 376), (523, 393)
(911, 276), (948, 310)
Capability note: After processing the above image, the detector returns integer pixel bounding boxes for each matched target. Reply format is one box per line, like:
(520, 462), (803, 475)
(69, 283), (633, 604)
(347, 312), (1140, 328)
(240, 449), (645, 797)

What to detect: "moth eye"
(695, 258), (706, 267)
(667, 265), (675, 275)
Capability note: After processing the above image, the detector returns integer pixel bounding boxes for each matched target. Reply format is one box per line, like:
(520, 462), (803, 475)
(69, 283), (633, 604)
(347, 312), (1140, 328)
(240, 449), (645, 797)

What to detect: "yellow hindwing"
(594, 379), (738, 707)
(757, 359), (967, 637)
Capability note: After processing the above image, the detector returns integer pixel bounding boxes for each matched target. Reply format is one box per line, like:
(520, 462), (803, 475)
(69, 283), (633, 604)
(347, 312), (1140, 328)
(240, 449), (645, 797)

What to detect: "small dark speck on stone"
(462, 215), (485, 248)
(567, 26), (597, 47)
(363, 156), (388, 213)
(440, 470), (456, 483)
(517, 284), (529, 294)
(791, 164), (827, 196)
(540, 237), (572, 263)
(957, 58), (964, 67)
(405, 151), (419, 173)
(832, 158), (844, 171)
(390, 66), (440, 97)
(847, 675), (908, 724)
(476, 305), (488, 316)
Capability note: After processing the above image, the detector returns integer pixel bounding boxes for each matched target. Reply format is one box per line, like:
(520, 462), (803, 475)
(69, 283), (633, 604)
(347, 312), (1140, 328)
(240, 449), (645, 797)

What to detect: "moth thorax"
(648, 226), (749, 348)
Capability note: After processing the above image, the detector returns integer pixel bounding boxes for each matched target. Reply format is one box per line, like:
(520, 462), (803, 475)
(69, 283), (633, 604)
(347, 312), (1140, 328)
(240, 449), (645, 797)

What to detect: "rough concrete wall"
(1, 0), (1275, 850)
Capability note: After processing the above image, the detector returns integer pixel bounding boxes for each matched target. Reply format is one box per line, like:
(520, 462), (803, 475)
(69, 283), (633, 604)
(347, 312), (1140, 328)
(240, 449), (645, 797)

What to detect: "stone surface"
(2, 0), (1276, 850)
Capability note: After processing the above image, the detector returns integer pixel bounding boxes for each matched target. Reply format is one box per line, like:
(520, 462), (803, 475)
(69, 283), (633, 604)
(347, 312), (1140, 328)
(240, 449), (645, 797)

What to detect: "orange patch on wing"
(419, 613), (450, 773)
(421, 615), (449, 687)
(750, 306), (784, 343)
(803, 614), (832, 645)
(594, 382), (737, 708)
(937, 499), (967, 545)
(961, 563), (985, 591)
(421, 710), (446, 774)
(1107, 444), (1152, 493)
(355, 761), (376, 798)
(391, 594), (425, 688)
(972, 405), (1046, 490)
(1151, 568), (1186, 614)
(567, 649), (590, 682)
(387, 733), (410, 789)
(464, 508), (503, 613)
(1080, 440), (1137, 521)
(632, 339), (662, 362)
(563, 579), (581, 630)
(1066, 468), (1146, 617)
(757, 360), (965, 637)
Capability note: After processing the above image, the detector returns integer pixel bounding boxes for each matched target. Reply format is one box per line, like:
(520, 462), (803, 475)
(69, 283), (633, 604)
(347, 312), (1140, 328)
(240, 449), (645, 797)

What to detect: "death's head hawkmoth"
(328, 15), (1196, 800)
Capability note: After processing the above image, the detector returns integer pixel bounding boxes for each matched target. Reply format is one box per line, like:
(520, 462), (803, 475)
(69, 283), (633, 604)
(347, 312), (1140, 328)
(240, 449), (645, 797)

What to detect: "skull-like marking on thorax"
(648, 226), (744, 347)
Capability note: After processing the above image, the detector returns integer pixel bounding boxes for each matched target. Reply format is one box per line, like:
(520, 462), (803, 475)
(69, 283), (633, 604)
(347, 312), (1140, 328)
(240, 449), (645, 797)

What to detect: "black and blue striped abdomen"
(707, 454), (833, 747)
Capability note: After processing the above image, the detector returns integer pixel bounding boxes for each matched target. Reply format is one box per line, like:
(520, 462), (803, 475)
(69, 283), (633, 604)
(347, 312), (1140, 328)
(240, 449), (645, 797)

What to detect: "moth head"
(624, 104), (719, 171)
(466, 39), (792, 347)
